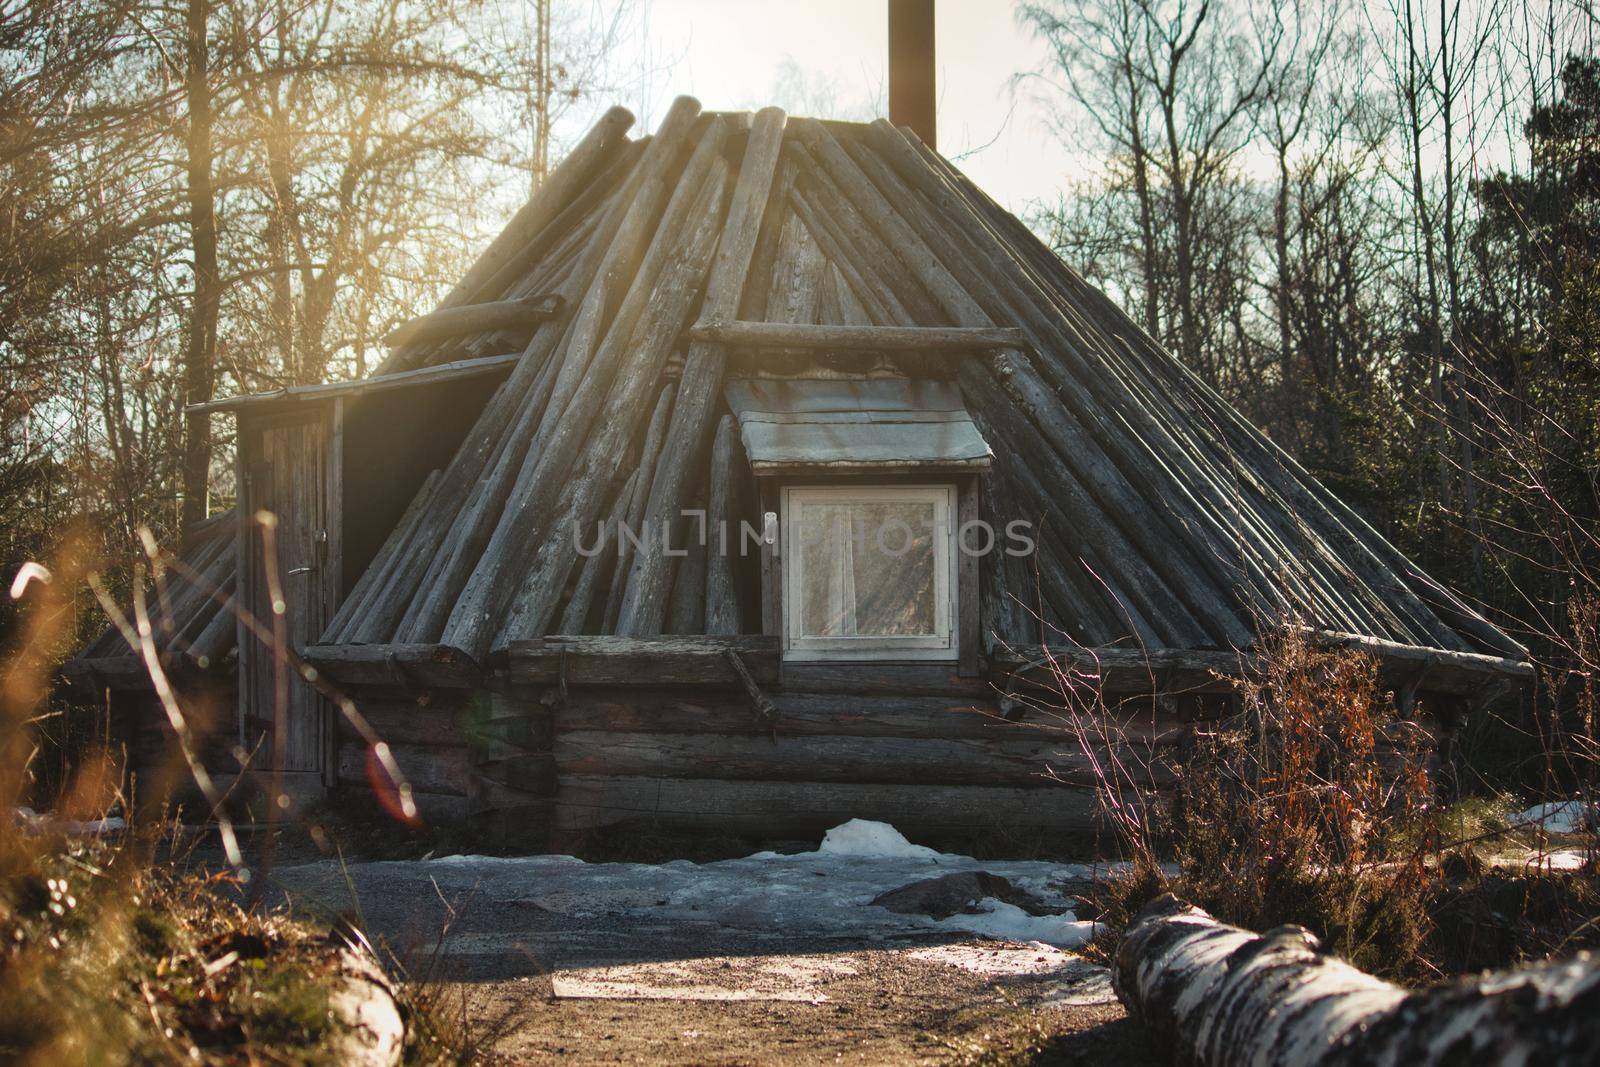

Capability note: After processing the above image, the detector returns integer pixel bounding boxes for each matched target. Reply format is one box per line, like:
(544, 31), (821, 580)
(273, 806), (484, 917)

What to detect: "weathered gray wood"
(552, 729), (1168, 787)
(336, 740), (470, 797)
(886, 124), (1515, 658)
(340, 783), (470, 824)
(473, 752), (558, 796)
(867, 131), (1377, 643)
(383, 296), (563, 349)
(703, 415), (743, 635)
(190, 353), (524, 418)
(331, 699), (472, 749)
(957, 475), (981, 676)
(394, 224), (640, 643)
(777, 661), (994, 698)
(444, 101), (721, 656)
(665, 486), (708, 635)
(302, 643), (483, 689)
(688, 320), (1027, 352)
(795, 120), (1253, 648)
(479, 143), (733, 652)
(552, 689), (1020, 739)
(1115, 894), (1600, 1067)
(612, 107), (787, 637)
(601, 383), (677, 632)
(738, 420), (991, 473)
(991, 638), (1534, 696)
(507, 634), (779, 686)
(556, 468), (638, 634)
(553, 775), (1099, 834)
(353, 105), (688, 646)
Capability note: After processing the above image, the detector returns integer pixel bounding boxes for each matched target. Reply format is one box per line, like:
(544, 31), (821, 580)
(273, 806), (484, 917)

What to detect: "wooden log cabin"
(62, 93), (1533, 849)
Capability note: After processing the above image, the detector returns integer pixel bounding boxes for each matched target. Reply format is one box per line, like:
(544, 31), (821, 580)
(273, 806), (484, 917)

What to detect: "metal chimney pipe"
(888, 0), (935, 149)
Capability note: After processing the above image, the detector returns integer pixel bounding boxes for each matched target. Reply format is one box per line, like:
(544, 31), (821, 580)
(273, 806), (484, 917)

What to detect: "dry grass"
(1023, 623), (1597, 983)
(1, 535), (484, 1065)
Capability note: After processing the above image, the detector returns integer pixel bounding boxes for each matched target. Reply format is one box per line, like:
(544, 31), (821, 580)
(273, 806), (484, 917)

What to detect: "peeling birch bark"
(1114, 894), (1600, 1066)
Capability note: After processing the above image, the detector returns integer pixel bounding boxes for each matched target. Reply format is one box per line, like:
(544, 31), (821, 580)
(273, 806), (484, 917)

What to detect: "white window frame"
(781, 484), (958, 662)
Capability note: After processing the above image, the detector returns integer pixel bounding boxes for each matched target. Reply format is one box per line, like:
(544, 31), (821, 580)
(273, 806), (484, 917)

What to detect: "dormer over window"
(725, 378), (991, 670)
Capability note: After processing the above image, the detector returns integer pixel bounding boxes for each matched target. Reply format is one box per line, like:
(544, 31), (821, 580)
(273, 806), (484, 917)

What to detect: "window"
(781, 485), (957, 661)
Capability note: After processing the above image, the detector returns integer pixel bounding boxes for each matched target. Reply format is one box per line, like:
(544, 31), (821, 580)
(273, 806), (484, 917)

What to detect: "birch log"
(1115, 894), (1600, 1067)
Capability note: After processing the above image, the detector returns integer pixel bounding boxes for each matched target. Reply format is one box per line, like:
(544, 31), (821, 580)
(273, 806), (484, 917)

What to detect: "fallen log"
(1114, 894), (1600, 1067)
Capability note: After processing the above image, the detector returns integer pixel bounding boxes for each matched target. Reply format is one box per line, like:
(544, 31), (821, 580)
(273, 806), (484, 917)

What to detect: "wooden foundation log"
(552, 690), (1024, 740)
(506, 634), (778, 686)
(336, 741), (470, 797)
(303, 642), (483, 689)
(552, 729), (1170, 788)
(1115, 894), (1600, 1067)
(552, 774), (1098, 835)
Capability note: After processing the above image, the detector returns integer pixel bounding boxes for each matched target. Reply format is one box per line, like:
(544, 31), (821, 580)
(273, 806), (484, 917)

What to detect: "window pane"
(795, 498), (937, 638)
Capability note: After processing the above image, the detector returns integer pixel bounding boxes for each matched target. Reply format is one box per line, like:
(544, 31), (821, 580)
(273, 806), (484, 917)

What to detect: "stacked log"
(75, 515), (238, 672)
(1115, 894), (1600, 1066)
(612, 106), (788, 636)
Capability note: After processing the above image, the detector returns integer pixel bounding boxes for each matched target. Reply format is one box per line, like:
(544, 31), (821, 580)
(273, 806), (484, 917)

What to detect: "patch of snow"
(1511, 801), (1596, 834)
(1533, 850), (1589, 872)
(908, 942), (1117, 1006)
(551, 954), (858, 1003)
(815, 819), (945, 860)
(931, 899), (1104, 949)
(908, 941), (1072, 976)
(13, 807), (125, 834)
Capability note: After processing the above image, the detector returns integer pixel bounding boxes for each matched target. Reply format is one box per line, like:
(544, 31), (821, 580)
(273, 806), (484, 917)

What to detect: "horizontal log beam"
(505, 635), (780, 686)
(552, 774), (1098, 835)
(549, 689), (1194, 744)
(557, 690), (1025, 739)
(687, 319), (1027, 352)
(384, 295), (564, 349)
(552, 729), (1171, 788)
(336, 740), (470, 797)
(302, 643), (484, 689)
(992, 634), (1532, 698)
(186, 351), (522, 417)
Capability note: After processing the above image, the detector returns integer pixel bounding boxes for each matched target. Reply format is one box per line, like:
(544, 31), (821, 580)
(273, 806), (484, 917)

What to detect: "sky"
(558, 0), (1079, 215)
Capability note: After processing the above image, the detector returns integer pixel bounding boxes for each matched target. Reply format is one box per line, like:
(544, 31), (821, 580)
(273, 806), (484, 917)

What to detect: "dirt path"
(459, 964), (1148, 1064)
(264, 833), (1156, 1064)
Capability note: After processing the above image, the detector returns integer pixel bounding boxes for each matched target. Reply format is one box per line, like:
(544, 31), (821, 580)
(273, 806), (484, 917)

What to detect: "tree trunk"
(1115, 894), (1600, 1067)
(180, 0), (220, 529)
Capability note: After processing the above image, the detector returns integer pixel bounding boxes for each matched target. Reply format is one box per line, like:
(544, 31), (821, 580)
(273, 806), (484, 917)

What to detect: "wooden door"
(237, 403), (342, 785)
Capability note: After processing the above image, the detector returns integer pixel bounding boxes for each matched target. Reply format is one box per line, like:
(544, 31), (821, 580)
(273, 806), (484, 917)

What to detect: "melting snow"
(1511, 801), (1596, 834)
(932, 899), (1104, 948)
(816, 818), (946, 860)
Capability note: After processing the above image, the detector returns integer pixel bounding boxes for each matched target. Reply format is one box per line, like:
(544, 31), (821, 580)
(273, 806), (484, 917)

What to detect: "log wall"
(529, 681), (1130, 841)
(100, 660), (1442, 850)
